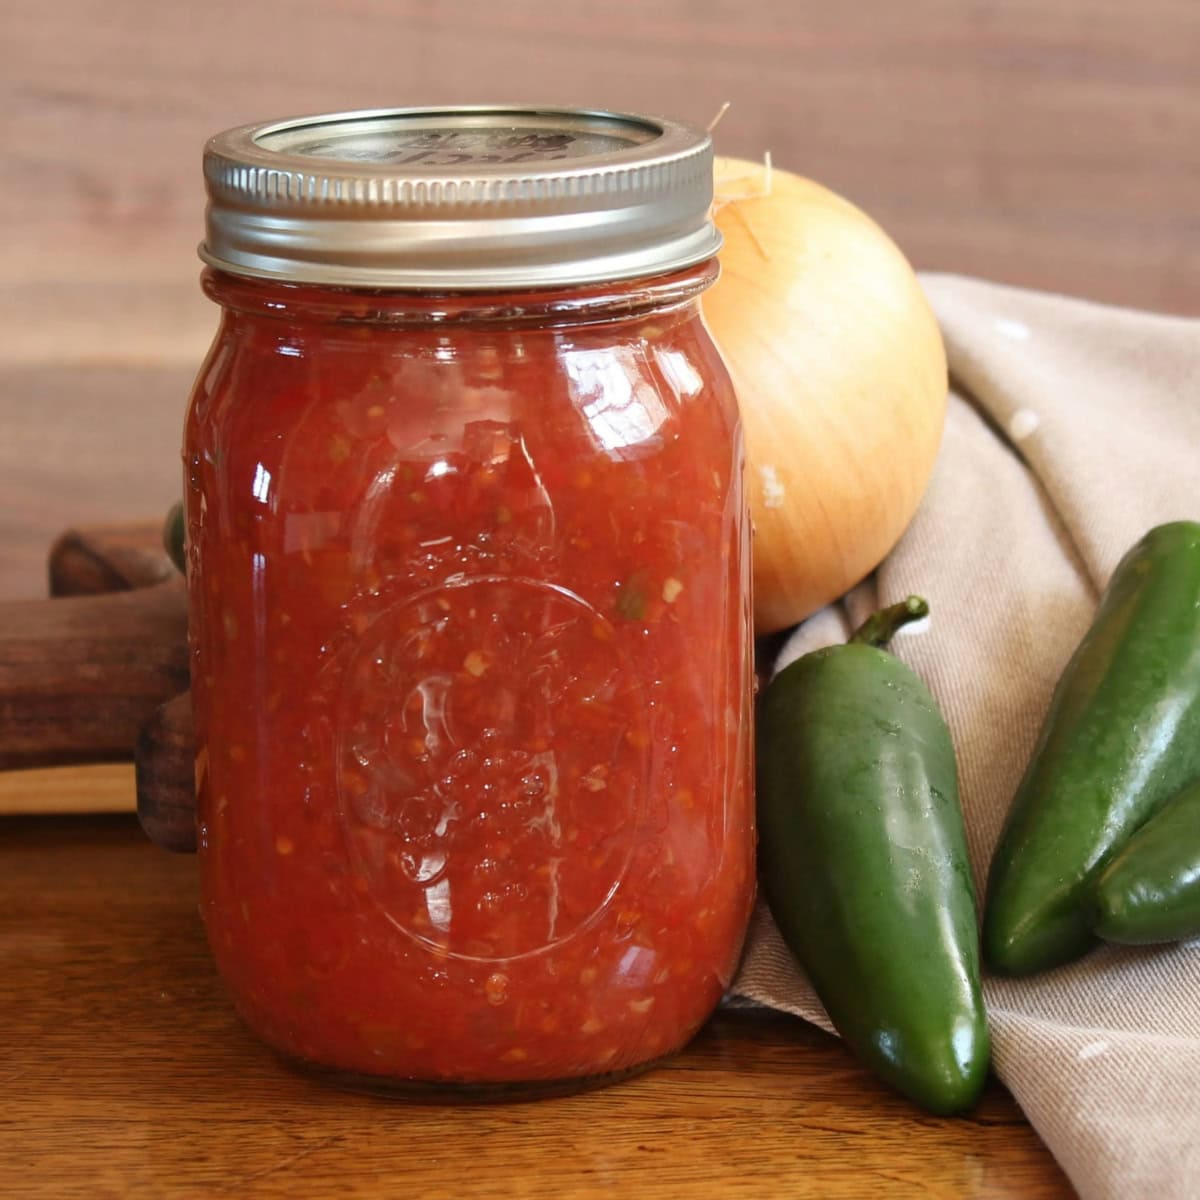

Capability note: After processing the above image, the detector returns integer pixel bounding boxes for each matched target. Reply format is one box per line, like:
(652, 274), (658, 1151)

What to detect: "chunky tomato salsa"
(186, 266), (754, 1089)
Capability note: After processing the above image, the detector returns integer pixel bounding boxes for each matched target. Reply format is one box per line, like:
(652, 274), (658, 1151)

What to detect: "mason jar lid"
(200, 106), (721, 290)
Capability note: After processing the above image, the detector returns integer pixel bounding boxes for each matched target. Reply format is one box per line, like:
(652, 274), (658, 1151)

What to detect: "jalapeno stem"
(163, 502), (186, 575)
(849, 596), (929, 648)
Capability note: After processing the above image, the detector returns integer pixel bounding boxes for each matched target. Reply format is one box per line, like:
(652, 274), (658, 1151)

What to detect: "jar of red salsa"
(187, 107), (754, 1095)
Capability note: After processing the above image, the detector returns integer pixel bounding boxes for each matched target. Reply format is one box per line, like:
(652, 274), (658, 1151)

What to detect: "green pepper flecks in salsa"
(185, 266), (755, 1087)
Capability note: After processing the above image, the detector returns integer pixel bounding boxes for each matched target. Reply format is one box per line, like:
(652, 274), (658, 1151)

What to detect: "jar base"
(281, 1051), (670, 1102)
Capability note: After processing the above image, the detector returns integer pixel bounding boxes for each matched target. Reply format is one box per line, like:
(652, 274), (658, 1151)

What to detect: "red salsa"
(188, 246), (753, 1088)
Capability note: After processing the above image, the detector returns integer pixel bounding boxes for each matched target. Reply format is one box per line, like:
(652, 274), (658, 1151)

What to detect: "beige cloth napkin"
(732, 273), (1200, 1200)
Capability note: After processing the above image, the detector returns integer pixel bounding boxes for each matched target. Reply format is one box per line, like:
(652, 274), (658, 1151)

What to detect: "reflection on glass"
(566, 348), (670, 454)
(425, 877), (452, 931)
(251, 463), (272, 505)
(653, 347), (704, 401)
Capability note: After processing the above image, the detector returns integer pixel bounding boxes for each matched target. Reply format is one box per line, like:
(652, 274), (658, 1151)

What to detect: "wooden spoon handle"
(0, 580), (189, 769)
(49, 521), (175, 596)
(136, 690), (196, 852)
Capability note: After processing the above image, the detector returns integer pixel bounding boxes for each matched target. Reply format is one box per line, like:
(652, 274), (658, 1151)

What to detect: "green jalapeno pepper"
(757, 597), (990, 1116)
(1092, 777), (1200, 945)
(984, 521), (1200, 976)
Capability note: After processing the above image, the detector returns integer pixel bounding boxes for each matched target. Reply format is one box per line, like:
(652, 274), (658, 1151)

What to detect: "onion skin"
(705, 158), (948, 634)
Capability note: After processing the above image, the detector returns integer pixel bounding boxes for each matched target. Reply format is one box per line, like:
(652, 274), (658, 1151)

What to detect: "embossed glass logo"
(336, 576), (648, 961)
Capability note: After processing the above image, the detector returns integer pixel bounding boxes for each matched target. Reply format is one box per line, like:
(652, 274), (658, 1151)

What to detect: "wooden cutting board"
(0, 522), (185, 815)
(0, 761), (136, 814)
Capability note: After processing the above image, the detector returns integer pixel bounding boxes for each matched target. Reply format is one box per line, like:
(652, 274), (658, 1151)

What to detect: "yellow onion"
(704, 157), (948, 633)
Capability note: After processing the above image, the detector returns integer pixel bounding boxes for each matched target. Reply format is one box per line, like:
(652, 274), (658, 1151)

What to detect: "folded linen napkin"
(732, 273), (1200, 1200)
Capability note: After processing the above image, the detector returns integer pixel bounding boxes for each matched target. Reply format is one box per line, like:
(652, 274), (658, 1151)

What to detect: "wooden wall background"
(1, 0), (1198, 596)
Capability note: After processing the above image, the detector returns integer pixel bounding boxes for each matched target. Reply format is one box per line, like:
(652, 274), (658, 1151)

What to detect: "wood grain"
(0, 579), (189, 769)
(135, 690), (195, 852)
(0, 365), (190, 603)
(0, 761), (134, 814)
(0, 812), (1073, 1199)
(2, 0), (1199, 380)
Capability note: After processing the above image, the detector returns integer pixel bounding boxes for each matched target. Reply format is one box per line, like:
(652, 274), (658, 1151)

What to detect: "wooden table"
(1, 809), (1072, 1199)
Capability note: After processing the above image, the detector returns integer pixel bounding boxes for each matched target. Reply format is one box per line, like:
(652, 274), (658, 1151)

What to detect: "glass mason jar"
(186, 107), (754, 1096)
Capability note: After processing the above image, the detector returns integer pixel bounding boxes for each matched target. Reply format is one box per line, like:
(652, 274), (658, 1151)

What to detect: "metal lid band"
(201, 106), (721, 290)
